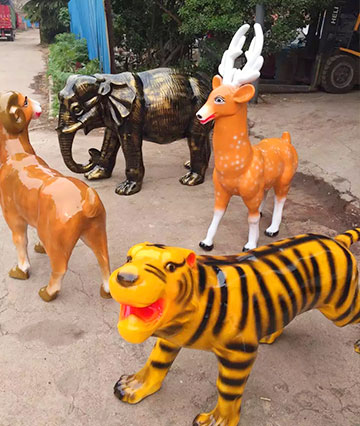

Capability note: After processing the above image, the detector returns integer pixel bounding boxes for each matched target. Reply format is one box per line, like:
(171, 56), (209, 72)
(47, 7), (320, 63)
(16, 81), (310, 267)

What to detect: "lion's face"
(109, 243), (197, 344)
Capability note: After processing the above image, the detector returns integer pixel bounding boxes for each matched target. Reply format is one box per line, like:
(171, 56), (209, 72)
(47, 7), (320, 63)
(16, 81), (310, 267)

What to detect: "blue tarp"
(68, 0), (111, 73)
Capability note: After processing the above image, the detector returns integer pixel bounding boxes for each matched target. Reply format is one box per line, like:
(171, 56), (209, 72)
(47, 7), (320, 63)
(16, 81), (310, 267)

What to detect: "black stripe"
(253, 234), (333, 258)
(278, 295), (290, 328)
(293, 248), (312, 291)
(336, 249), (354, 309)
(187, 288), (215, 346)
(184, 269), (195, 305)
(260, 257), (298, 319)
(307, 255), (322, 309)
(151, 360), (173, 369)
(157, 323), (183, 337)
(225, 342), (258, 353)
(218, 356), (254, 370)
(354, 228), (360, 239)
(144, 267), (166, 283)
(235, 266), (249, 331)
(199, 235), (329, 267)
(344, 232), (354, 245)
(146, 243), (166, 249)
(253, 267), (276, 336)
(198, 264), (207, 295)
(334, 302), (356, 323)
(176, 275), (187, 303)
(218, 390), (242, 401)
(317, 240), (337, 304)
(219, 374), (247, 387)
(253, 295), (262, 340)
(159, 342), (180, 353)
(212, 267), (228, 336)
(145, 263), (166, 280)
(277, 254), (307, 311)
(351, 308), (360, 323)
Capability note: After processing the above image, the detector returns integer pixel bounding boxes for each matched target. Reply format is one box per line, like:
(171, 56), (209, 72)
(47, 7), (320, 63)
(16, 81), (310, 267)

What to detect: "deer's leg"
(114, 338), (181, 403)
(193, 346), (258, 426)
(8, 220), (30, 280)
(80, 217), (111, 299)
(115, 129), (144, 196)
(259, 190), (268, 216)
(200, 174), (231, 251)
(37, 227), (79, 302)
(265, 184), (290, 237)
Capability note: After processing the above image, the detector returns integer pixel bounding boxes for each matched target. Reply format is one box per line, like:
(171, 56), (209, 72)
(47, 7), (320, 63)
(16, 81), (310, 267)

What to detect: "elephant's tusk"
(61, 121), (84, 134)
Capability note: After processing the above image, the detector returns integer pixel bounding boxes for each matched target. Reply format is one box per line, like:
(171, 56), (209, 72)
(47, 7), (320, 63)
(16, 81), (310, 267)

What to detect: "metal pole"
(251, 3), (265, 103)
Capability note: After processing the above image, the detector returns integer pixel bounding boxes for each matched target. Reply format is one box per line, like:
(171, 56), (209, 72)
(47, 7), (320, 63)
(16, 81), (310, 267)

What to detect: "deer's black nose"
(116, 272), (138, 287)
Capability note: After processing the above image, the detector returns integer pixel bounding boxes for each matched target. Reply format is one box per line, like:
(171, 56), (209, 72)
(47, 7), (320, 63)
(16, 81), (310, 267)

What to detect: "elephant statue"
(57, 68), (212, 195)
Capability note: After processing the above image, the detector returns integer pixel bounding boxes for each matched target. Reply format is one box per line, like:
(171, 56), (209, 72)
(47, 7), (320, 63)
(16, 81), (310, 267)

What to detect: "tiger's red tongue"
(120, 299), (164, 322)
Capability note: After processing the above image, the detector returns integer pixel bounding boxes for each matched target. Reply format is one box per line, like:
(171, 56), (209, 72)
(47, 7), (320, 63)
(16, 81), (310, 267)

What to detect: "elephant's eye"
(71, 104), (83, 116)
(165, 262), (177, 273)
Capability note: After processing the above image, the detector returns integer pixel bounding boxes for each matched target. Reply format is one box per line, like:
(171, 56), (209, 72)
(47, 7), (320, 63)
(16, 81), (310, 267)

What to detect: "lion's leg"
(114, 338), (181, 403)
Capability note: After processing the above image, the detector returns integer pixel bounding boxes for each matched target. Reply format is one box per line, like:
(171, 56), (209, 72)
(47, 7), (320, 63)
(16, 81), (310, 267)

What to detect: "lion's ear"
(0, 92), (26, 134)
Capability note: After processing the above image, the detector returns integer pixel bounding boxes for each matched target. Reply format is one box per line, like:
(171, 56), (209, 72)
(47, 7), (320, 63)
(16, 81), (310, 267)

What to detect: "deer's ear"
(233, 84), (255, 103)
(212, 75), (223, 89)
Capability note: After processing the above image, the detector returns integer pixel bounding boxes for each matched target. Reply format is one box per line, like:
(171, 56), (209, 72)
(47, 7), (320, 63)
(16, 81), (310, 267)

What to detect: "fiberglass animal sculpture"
(109, 229), (360, 426)
(197, 24), (298, 251)
(57, 69), (212, 195)
(0, 91), (111, 302)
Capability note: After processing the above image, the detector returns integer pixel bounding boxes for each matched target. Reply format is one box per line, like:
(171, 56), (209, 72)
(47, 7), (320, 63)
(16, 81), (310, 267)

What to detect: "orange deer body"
(197, 24), (298, 250)
(0, 91), (111, 301)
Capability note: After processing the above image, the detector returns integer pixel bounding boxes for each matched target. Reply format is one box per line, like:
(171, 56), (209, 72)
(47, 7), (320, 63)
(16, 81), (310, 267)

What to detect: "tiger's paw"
(260, 329), (283, 345)
(179, 171), (204, 186)
(354, 339), (360, 354)
(114, 374), (161, 404)
(193, 411), (239, 426)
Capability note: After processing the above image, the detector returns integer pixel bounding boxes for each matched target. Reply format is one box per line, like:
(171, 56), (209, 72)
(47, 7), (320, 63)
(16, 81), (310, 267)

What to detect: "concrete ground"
(0, 30), (359, 426)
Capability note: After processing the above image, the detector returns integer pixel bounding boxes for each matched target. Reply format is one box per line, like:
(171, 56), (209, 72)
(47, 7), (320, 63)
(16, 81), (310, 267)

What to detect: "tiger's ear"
(186, 252), (196, 268)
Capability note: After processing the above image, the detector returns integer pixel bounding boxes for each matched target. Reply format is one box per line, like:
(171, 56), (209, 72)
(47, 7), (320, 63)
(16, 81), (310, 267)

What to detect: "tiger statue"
(109, 229), (360, 426)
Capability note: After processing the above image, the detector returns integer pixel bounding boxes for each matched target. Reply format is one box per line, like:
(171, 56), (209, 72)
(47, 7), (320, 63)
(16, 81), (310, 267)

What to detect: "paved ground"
(0, 30), (359, 426)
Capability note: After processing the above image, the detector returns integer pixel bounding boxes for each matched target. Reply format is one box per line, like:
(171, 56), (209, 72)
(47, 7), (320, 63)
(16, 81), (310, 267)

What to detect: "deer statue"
(197, 23), (298, 251)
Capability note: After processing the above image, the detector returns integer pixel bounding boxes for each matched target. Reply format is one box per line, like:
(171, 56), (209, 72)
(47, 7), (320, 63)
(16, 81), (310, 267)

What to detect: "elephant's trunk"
(57, 107), (95, 174)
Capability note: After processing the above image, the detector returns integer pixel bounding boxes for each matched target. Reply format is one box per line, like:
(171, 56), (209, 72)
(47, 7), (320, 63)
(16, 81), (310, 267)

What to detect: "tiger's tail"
(335, 228), (360, 248)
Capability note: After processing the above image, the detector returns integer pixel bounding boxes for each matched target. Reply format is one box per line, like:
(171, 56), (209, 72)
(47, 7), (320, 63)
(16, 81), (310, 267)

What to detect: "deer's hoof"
(100, 285), (112, 299)
(39, 286), (59, 302)
(265, 229), (279, 237)
(199, 241), (214, 251)
(9, 266), (29, 280)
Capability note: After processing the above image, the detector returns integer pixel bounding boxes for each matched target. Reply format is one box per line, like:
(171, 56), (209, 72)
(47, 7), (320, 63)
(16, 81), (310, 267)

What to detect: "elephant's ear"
(96, 74), (136, 126)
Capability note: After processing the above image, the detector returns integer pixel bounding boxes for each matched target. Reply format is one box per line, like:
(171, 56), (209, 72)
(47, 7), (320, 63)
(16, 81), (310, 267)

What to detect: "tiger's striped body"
(109, 229), (360, 426)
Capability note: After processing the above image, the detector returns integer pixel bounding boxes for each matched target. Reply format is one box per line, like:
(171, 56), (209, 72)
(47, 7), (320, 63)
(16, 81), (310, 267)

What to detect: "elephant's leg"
(115, 131), (144, 196)
(180, 129), (211, 186)
(85, 128), (121, 180)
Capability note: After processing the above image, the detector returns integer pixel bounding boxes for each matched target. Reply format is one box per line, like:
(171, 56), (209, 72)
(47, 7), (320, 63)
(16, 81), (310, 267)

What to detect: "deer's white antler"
(219, 24), (249, 84)
(219, 23), (264, 86)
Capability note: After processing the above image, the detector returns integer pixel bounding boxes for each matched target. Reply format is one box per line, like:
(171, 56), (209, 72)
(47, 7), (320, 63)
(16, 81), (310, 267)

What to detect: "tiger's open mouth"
(119, 298), (164, 323)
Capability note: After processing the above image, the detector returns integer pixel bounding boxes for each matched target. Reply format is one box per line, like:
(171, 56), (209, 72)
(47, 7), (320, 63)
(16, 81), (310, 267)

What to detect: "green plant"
(47, 33), (100, 116)
(24, 0), (70, 44)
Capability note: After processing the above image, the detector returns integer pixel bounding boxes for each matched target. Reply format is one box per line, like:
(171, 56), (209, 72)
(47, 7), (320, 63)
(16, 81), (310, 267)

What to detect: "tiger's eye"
(126, 256), (132, 262)
(165, 262), (176, 272)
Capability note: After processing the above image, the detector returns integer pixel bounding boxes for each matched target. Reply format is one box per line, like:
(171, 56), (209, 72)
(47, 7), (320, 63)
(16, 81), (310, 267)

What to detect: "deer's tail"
(281, 131), (291, 144)
(335, 228), (360, 249)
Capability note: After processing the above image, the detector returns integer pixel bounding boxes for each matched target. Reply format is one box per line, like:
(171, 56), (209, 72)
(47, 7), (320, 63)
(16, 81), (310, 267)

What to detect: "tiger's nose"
(116, 272), (139, 287)
(196, 113), (203, 120)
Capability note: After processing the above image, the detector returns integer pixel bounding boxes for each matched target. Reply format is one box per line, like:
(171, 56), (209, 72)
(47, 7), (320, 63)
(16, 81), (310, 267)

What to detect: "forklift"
(260, 0), (359, 93)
